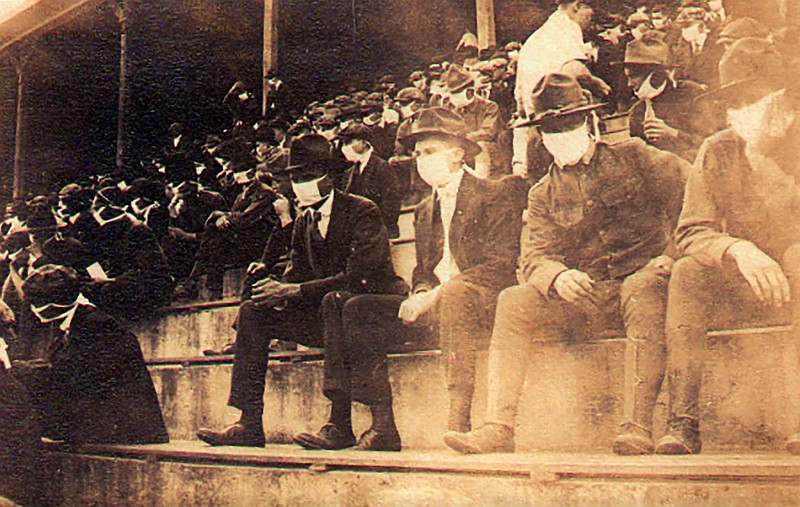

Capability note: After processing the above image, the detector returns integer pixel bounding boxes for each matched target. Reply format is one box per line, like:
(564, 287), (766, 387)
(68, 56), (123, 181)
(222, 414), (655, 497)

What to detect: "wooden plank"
(0, 0), (100, 53)
(43, 440), (800, 482)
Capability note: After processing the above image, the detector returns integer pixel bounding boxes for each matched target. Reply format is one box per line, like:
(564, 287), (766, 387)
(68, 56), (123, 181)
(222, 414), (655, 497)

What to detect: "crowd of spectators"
(3, 2), (800, 502)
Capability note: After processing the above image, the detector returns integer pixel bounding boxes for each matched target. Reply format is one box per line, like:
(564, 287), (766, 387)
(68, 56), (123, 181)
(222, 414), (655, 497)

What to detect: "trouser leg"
(485, 284), (570, 429)
(781, 244), (800, 433)
(665, 257), (719, 422)
(228, 300), (323, 416)
(620, 266), (670, 429)
(438, 278), (496, 432)
(335, 295), (425, 407)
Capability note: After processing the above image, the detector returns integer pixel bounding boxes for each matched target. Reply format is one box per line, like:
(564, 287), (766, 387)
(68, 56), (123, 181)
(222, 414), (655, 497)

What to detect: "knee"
(782, 243), (800, 273)
(438, 278), (474, 305)
(669, 256), (714, 293)
(495, 284), (546, 321)
(621, 266), (669, 302)
(320, 291), (349, 316)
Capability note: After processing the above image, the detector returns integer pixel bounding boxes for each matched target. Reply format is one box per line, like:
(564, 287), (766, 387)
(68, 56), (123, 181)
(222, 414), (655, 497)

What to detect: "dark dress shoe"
(354, 428), (402, 452)
(294, 423), (356, 450)
(197, 423), (265, 447)
(202, 342), (236, 356)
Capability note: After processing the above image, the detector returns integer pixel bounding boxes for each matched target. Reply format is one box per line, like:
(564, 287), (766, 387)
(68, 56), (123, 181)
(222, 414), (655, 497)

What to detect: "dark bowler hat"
(515, 73), (605, 128)
(286, 134), (350, 173)
(338, 123), (374, 145)
(444, 65), (475, 93)
(695, 37), (784, 106)
(620, 34), (676, 68)
(399, 107), (481, 157)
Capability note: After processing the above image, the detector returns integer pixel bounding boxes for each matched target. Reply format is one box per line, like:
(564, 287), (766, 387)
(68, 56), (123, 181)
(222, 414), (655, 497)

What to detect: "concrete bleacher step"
(43, 440), (800, 506)
(147, 328), (800, 453)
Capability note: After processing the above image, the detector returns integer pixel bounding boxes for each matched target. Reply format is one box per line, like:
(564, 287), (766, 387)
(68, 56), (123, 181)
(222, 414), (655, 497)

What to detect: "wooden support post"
(113, 0), (130, 174)
(476, 0), (496, 50)
(9, 50), (29, 203)
(262, 0), (279, 116)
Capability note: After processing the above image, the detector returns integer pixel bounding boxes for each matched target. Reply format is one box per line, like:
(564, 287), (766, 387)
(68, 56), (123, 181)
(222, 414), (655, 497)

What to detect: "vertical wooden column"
(9, 50), (28, 203)
(476, 0), (496, 50)
(262, 0), (280, 116)
(113, 0), (131, 174)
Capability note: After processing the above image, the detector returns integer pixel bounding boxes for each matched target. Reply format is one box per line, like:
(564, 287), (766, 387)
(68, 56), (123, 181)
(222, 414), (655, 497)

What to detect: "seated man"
(196, 134), (407, 447)
(337, 123), (402, 238)
(624, 34), (708, 162)
(659, 37), (800, 455)
(174, 167), (284, 300)
(443, 74), (688, 455)
(292, 108), (526, 452)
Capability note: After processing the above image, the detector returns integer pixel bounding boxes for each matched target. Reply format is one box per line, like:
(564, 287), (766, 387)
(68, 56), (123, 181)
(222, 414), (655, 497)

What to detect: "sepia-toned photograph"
(0, 0), (799, 505)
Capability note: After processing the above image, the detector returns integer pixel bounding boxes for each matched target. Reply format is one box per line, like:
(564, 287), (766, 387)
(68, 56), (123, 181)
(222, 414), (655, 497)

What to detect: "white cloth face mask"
(292, 177), (326, 207)
(542, 123), (592, 168)
(416, 149), (459, 188)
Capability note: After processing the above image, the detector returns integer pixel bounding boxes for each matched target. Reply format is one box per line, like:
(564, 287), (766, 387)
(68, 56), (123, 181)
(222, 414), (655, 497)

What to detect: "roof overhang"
(0, 0), (101, 54)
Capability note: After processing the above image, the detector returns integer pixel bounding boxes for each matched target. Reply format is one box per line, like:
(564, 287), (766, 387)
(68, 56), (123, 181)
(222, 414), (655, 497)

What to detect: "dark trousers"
(191, 224), (269, 291)
(665, 245), (800, 422)
(321, 293), (432, 406)
(321, 277), (498, 431)
(228, 299), (325, 414)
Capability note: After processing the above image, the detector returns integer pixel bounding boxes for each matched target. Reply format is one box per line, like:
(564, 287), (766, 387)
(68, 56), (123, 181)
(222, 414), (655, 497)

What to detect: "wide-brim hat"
(444, 64), (475, 94)
(514, 73), (605, 129)
(694, 37), (784, 106)
(399, 107), (481, 157)
(616, 34), (677, 68)
(285, 134), (350, 173)
(338, 123), (374, 144)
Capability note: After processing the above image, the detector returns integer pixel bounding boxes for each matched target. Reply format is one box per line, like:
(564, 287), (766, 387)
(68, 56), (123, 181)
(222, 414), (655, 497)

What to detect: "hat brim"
(399, 130), (482, 158)
(513, 103), (607, 129)
(285, 157), (351, 174)
(693, 77), (783, 106)
(612, 60), (678, 68)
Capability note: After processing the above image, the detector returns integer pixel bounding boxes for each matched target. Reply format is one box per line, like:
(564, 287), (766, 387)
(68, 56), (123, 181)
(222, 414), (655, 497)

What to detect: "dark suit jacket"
(345, 154), (402, 237)
(412, 172), (527, 294)
(283, 190), (407, 304)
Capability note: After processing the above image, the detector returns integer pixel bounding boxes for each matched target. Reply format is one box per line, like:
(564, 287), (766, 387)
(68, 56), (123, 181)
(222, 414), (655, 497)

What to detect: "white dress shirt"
(515, 9), (589, 116)
(433, 169), (464, 284)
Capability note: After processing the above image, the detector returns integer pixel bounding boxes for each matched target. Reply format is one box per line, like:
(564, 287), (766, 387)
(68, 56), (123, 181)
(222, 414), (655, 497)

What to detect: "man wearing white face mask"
(197, 134), (407, 449)
(297, 108), (526, 443)
(337, 123), (402, 238)
(667, 13), (723, 87)
(661, 37), (800, 456)
(624, 34), (707, 161)
(445, 74), (688, 456)
(443, 65), (503, 178)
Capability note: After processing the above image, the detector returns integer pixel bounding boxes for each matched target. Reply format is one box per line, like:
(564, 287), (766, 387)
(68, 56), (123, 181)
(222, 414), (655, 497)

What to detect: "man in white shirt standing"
(513, 0), (610, 176)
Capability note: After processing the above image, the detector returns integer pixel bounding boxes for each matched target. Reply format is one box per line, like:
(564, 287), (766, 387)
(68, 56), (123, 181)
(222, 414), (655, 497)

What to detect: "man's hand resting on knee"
(727, 240), (791, 307)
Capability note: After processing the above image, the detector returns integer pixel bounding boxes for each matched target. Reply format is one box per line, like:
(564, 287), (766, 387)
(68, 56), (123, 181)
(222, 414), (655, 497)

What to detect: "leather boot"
(613, 421), (654, 455)
(655, 417), (701, 455)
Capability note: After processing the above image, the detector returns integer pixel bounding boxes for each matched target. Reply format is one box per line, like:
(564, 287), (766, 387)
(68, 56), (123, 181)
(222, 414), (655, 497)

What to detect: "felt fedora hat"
(695, 37), (784, 106)
(285, 134), (349, 173)
(444, 64), (475, 94)
(514, 73), (605, 128)
(399, 107), (481, 157)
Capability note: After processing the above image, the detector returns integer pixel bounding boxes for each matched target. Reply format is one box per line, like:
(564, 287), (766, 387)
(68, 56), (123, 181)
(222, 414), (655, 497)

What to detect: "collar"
(30, 293), (95, 332)
(353, 147), (373, 171)
(303, 190), (335, 217)
(435, 168), (465, 200)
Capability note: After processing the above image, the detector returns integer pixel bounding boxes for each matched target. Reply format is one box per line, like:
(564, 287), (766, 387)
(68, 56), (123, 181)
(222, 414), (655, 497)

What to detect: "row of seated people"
(195, 31), (800, 459)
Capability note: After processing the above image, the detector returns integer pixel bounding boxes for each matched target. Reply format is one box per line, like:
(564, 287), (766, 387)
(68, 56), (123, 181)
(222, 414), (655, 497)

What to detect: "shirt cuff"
(527, 261), (569, 298)
(705, 236), (743, 267)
